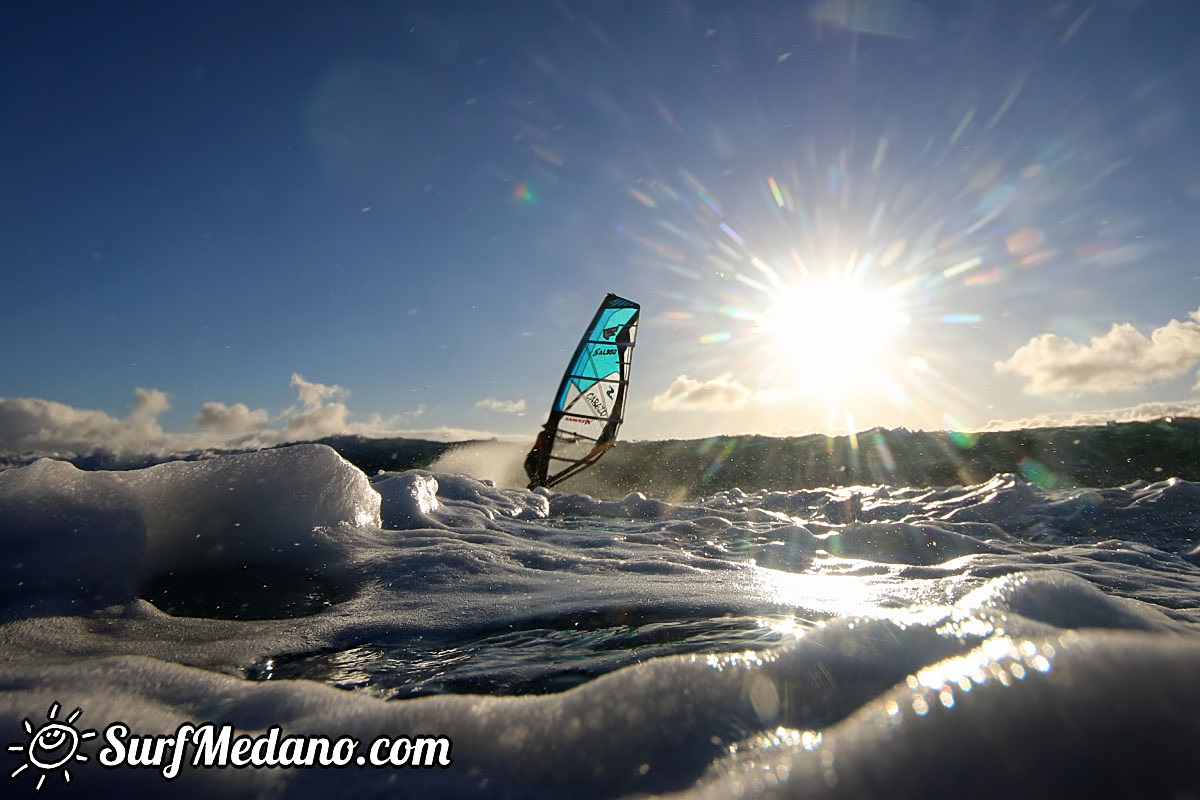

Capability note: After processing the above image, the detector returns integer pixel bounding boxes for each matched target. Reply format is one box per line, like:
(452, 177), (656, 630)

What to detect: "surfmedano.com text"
(98, 722), (453, 778)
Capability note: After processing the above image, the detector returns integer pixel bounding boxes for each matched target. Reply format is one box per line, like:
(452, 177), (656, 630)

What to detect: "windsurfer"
(523, 293), (639, 490)
(524, 429), (550, 487)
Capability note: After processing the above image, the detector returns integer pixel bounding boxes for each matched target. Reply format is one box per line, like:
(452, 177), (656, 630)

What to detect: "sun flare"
(757, 273), (911, 398)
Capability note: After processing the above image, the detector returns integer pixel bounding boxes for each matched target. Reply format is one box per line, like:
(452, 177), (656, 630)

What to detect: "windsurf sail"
(525, 293), (640, 490)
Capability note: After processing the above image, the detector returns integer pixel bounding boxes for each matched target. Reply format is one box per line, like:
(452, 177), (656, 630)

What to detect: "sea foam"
(1, 443), (1199, 798)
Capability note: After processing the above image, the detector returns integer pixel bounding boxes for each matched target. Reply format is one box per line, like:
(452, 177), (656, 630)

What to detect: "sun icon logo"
(7, 702), (96, 791)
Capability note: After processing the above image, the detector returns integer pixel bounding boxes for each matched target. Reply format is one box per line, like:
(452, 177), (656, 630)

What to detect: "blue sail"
(526, 293), (640, 489)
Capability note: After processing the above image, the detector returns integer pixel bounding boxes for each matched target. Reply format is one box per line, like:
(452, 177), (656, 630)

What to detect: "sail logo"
(593, 347), (618, 356)
(587, 392), (608, 417)
(602, 326), (618, 339)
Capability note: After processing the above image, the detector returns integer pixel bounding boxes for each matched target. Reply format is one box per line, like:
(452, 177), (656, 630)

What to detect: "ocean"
(2, 438), (1199, 798)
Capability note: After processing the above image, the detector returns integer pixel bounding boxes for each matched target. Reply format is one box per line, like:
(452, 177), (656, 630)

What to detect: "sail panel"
(525, 293), (639, 489)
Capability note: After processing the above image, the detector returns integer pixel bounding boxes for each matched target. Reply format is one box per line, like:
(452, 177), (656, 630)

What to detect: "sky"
(5, 0), (1200, 457)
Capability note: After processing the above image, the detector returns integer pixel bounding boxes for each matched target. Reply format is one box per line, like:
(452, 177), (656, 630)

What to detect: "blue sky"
(5, 0), (1200, 455)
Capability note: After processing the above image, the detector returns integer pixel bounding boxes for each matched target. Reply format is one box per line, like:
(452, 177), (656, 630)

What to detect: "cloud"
(995, 308), (1200, 395)
(131, 387), (170, 422)
(257, 373), (352, 443)
(351, 405), (427, 435)
(978, 400), (1200, 432)
(0, 375), (440, 460)
(280, 401), (350, 441)
(651, 375), (756, 411)
(386, 425), (525, 442)
(193, 402), (270, 435)
(193, 375), (358, 446)
(475, 397), (526, 414)
(290, 372), (348, 410)
(0, 389), (173, 454)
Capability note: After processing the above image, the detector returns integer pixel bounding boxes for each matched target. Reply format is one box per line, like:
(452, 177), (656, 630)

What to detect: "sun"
(755, 271), (911, 399)
(7, 702), (96, 791)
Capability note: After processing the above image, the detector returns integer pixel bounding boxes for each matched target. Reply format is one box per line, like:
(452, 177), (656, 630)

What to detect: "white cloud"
(399, 425), (526, 443)
(132, 387), (170, 422)
(193, 402), (270, 435)
(253, 374), (351, 443)
(351, 405), (428, 435)
(193, 376), (363, 445)
(475, 397), (526, 414)
(280, 401), (350, 441)
(0, 389), (173, 455)
(290, 372), (348, 410)
(0, 376), (438, 459)
(995, 307), (1200, 395)
(978, 400), (1200, 432)
(651, 375), (756, 411)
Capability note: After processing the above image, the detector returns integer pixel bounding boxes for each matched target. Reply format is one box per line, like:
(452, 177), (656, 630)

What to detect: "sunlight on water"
(909, 631), (1074, 709)
(751, 564), (895, 619)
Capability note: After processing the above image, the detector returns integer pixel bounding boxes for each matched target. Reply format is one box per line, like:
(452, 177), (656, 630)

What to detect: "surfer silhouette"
(525, 429), (551, 488)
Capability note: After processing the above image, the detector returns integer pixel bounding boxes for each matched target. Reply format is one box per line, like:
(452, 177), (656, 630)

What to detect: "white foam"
(2, 446), (1200, 797)
(0, 444), (380, 624)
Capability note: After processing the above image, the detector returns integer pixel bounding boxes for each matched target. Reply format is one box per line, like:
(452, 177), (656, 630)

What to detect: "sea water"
(1, 443), (1199, 797)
